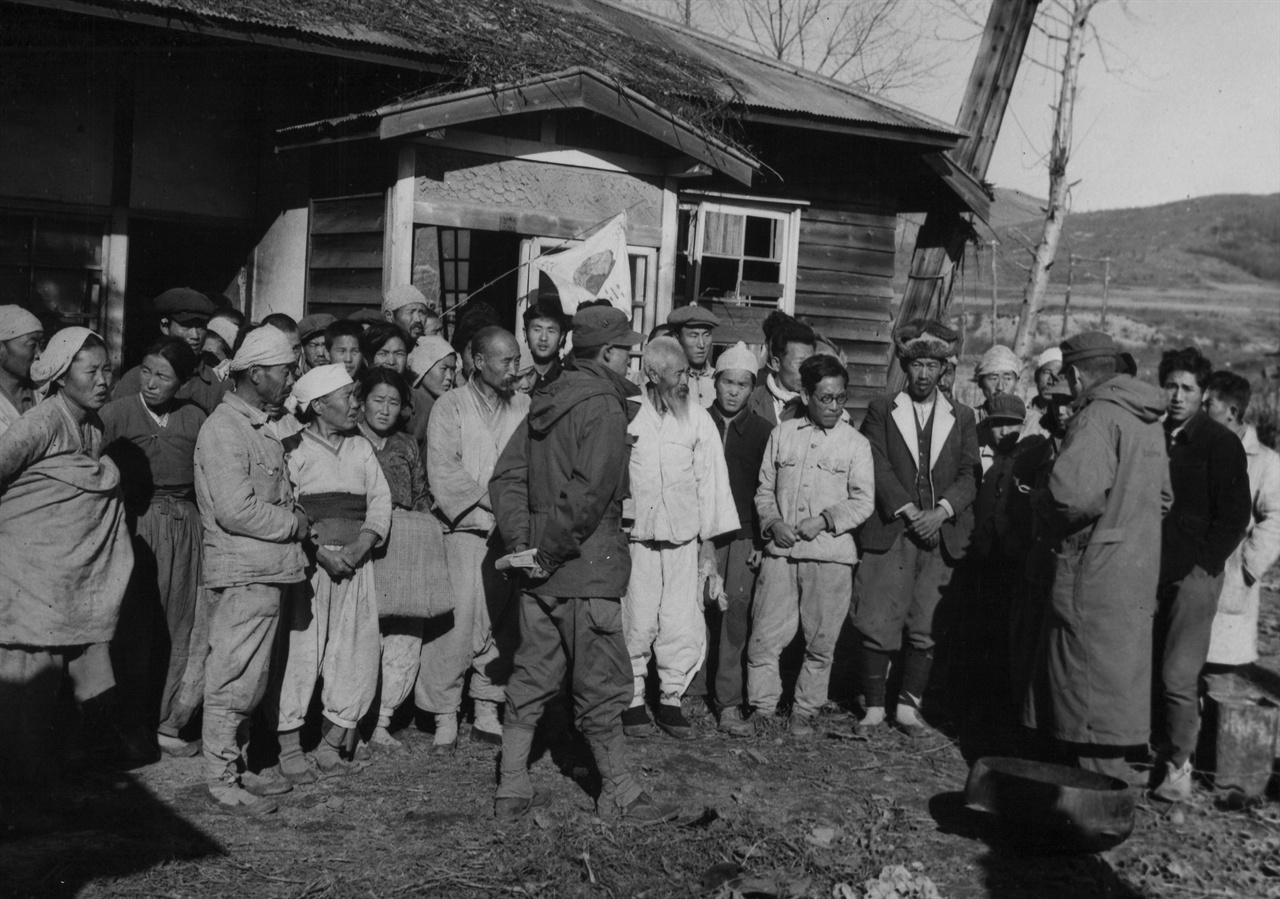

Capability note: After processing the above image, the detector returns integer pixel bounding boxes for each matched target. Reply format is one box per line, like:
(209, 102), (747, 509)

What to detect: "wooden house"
(1, 0), (986, 415)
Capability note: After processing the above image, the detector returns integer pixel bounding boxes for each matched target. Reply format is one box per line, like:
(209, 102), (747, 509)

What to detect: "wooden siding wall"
(794, 203), (897, 418)
(306, 195), (386, 318)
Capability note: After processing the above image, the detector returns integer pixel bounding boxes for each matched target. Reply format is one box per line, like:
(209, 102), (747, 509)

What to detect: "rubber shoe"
(854, 706), (887, 738)
(280, 753), (320, 785)
(621, 792), (679, 825)
(894, 705), (929, 739)
(241, 767), (293, 797)
(207, 780), (278, 816)
(654, 703), (692, 740)
(370, 726), (403, 750)
(1153, 759), (1194, 803)
(789, 712), (817, 738)
(622, 705), (654, 738)
(494, 792), (554, 819)
(718, 707), (754, 738)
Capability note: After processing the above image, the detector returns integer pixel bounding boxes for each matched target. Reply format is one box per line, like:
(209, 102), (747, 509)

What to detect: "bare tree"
(624, 0), (943, 95)
(1010, 0), (1106, 360)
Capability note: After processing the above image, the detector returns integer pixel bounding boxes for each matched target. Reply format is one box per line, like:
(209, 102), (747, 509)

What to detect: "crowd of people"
(0, 278), (1276, 823)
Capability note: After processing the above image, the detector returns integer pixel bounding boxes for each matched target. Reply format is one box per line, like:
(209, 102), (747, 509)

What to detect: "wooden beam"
(420, 130), (682, 178)
(413, 198), (663, 248)
(102, 210), (128, 373)
(655, 177), (679, 327)
(737, 111), (961, 149)
(384, 144), (416, 292)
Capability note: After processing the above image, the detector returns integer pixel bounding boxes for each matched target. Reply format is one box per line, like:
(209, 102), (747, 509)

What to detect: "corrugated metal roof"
(42, 0), (960, 139)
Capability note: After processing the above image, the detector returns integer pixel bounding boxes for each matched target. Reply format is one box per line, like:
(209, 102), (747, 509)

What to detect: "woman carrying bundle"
(101, 336), (207, 757)
(274, 364), (391, 780)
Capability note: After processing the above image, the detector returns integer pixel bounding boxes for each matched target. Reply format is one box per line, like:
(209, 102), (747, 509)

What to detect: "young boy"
(746, 354), (875, 737)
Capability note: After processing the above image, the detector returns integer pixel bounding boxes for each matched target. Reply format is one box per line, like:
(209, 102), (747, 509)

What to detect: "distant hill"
(984, 191), (1280, 288)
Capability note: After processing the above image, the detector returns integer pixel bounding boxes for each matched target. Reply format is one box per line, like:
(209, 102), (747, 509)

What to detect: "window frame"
(682, 195), (803, 313)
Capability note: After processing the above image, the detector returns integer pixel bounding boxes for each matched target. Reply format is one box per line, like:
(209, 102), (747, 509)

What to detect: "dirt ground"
(6, 582), (1280, 899)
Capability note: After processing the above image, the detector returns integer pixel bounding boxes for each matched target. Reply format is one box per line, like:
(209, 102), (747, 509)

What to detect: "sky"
(894, 0), (1280, 212)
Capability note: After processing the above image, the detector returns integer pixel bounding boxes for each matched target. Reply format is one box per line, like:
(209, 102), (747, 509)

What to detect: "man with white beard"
(622, 337), (738, 740)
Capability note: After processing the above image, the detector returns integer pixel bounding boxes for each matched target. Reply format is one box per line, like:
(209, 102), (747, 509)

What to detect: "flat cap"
(572, 305), (642, 350)
(1060, 331), (1118, 366)
(298, 313), (336, 343)
(154, 288), (215, 325)
(666, 305), (720, 329)
(984, 393), (1026, 423)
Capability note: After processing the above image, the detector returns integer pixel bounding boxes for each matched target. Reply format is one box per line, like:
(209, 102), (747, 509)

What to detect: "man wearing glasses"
(850, 320), (979, 738)
(745, 353), (875, 737)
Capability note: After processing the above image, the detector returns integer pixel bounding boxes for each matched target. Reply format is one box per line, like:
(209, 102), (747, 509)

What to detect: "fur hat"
(894, 319), (959, 361)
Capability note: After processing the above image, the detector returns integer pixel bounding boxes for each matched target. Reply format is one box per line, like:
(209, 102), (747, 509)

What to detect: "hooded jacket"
(1025, 374), (1172, 746)
(489, 359), (640, 598)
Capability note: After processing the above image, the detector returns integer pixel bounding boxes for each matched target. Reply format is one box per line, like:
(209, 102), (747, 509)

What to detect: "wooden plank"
(803, 207), (897, 228)
(798, 244), (896, 278)
(795, 292), (893, 320)
(843, 366), (888, 388)
(310, 231), (384, 269)
(801, 317), (892, 344)
(384, 144), (417, 291)
(413, 198), (663, 248)
(796, 269), (898, 295)
(310, 197), (385, 235)
(799, 220), (897, 252)
(308, 269), (383, 306)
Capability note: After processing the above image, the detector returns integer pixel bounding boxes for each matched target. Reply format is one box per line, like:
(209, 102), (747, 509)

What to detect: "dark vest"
(914, 403), (936, 509)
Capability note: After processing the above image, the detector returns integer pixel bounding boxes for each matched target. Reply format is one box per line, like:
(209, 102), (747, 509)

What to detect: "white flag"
(532, 213), (631, 317)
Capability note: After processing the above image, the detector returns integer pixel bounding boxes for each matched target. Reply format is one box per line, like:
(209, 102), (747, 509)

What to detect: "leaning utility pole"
(1011, 0), (1104, 360)
(887, 0), (1040, 393)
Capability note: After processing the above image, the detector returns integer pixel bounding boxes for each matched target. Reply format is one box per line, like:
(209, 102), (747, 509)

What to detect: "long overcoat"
(1024, 374), (1170, 746)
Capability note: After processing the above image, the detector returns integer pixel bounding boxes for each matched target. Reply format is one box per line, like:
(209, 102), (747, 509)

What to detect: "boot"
(471, 699), (503, 745)
(278, 729), (318, 785)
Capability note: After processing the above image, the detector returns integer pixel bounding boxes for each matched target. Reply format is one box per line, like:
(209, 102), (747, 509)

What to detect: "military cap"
(984, 393), (1026, 424)
(666, 305), (721, 330)
(298, 313), (337, 343)
(153, 288), (215, 325)
(572, 305), (642, 350)
(1060, 331), (1119, 366)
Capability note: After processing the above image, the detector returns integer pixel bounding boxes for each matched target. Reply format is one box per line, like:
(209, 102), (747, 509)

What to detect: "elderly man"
(1152, 346), (1250, 801)
(1024, 331), (1170, 784)
(621, 336), (737, 740)
(383, 284), (442, 342)
(851, 320), (979, 738)
(748, 313), (817, 426)
(1205, 371), (1280, 676)
(489, 304), (676, 822)
(522, 298), (568, 388)
(666, 305), (721, 409)
(0, 305), (42, 435)
(114, 288), (227, 413)
(193, 326), (308, 815)
(298, 313), (336, 373)
(422, 326), (528, 749)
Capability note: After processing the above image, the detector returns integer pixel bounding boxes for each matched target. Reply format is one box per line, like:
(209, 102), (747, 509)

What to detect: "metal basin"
(964, 756), (1135, 852)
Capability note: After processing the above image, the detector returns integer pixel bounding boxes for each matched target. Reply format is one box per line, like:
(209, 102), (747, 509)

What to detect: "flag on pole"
(532, 212), (631, 317)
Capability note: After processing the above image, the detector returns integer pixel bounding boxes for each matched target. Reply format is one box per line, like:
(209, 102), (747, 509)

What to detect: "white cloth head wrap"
(715, 341), (759, 377)
(517, 343), (535, 375)
(289, 363), (352, 415)
(1035, 347), (1063, 371)
(0, 306), (43, 343)
(30, 327), (99, 386)
(206, 315), (240, 349)
(974, 344), (1021, 379)
(229, 327), (296, 372)
(383, 284), (430, 315)
(406, 336), (456, 387)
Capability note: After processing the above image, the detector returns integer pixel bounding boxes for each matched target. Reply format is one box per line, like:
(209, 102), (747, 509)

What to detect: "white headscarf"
(289, 363), (352, 415)
(229, 327), (296, 372)
(206, 315), (240, 349)
(30, 327), (99, 386)
(714, 341), (759, 378)
(383, 284), (430, 315)
(974, 344), (1021, 379)
(0, 306), (43, 342)
(406, 336), (456, 387)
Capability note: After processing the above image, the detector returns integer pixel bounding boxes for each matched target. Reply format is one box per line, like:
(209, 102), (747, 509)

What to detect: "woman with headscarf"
(404, 335), (457, 455)
(101, 336), (207, 757)
(359, 323), (410, 376)
(357, 367), (449, 749)
(0, 328), (148, 783)
(273, 364), (391, 780)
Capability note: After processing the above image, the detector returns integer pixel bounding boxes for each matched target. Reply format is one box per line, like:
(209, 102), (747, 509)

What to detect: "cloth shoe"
(315, 722), (362, 777)
(206, 775), (278, 816)
(370, 726), (403, 749)
(471, 700), (503, 745)
(894, 704), (929, 739)
(241, 767), (293, 797)
(1153, 759), (1194, 803)
(789, 712), (817, 738)
(717, 706), (753, 738)
(854, 706), (887, 738)
(494, 792), (554, 819)
(433, 712), (458, 753)
(621, 792), (680, 824)
(622, 705), (654, 738)
(654, 703), (692, 740)
(278, 730), (319, 785)
(157, 732), (201, 758)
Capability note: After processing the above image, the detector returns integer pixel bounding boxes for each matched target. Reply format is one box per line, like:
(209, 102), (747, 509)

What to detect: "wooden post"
(990, 240), (999, 345)
(384, 144), (417, 294)
(887, 0), (1041, 393)
(1061, 253), (1074, 338)
(1100, 256), (1111, 330)
(654, 176), (679, 328)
